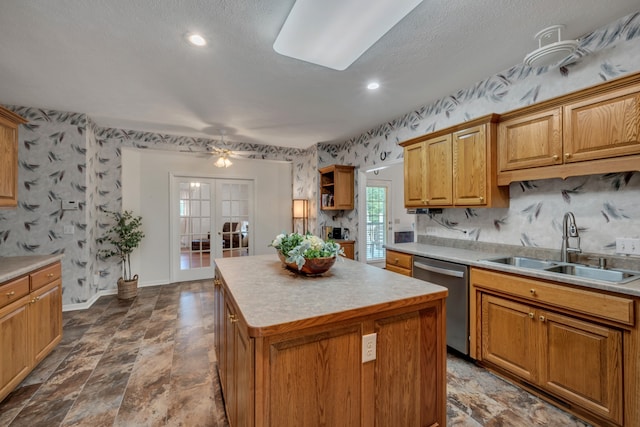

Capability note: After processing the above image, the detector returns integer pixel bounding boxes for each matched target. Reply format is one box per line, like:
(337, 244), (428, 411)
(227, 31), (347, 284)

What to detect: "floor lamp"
(292, 199), (309, 234)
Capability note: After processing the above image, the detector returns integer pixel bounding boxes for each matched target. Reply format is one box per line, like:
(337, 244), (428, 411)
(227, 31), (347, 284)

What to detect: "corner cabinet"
(0, 106), (27, 208)
(319, 165), (355, 210)
(0, 261), (62, 402)
(401, 114), (509, 208)
(470, 267), (640, 427)
(497, 72), (640, 184)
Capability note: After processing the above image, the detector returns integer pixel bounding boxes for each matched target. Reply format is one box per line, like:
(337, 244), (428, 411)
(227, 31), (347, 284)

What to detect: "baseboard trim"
(62, 280), (173, 312)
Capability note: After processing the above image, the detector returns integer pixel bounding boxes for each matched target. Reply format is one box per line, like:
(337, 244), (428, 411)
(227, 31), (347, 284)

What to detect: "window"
(366, 184), (388, 261)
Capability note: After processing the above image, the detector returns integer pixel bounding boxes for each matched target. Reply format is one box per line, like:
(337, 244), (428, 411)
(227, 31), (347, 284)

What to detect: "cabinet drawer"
(386, 264), (412, 277)
(0, 276), (29, 309)
(30, 263), (62, 291)
(471, 268), (634, 326)
(386, 250), (412, 270)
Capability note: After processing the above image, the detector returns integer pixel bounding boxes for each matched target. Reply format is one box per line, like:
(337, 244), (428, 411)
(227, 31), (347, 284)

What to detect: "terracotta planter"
(117, 274), (138, 300)
(277, 251), (336, 275)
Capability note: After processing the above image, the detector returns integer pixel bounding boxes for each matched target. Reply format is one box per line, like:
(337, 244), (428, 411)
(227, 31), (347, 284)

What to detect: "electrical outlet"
(616, 238), (640, 255)
(63, 225), (75, 235)
(362, 333), (377, 363)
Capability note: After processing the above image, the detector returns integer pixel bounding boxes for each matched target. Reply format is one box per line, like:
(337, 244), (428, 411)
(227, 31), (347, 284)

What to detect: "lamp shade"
(293, 199), (308, 219)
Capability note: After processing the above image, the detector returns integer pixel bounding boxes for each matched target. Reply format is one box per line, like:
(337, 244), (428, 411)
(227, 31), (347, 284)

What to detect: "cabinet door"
(539, 310), (623, 425)
(498, 108), (563, 171)
(0, 297), (31, 401)
(333, 168), (354, 209)
(214, 278), (224, 379)
(223, 299), (237, 424)
(31, 280), (62, 364)
(269, 325), (361, 426)
(481, 294), (537, 382)
(453, 124), (487, 206)
(404, 142), (427, 207)
(0, 119), (18, 207)
(425, 134), (453, 206)
(564, 87), (640, 163)
(234, 321), (253, 427)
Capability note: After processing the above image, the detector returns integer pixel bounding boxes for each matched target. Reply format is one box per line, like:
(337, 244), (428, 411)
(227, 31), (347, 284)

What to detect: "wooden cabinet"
(385, 250), (413, 276)
(497, 72), (640, 184)
(0, 106), (27, 208)
(401, 114), (509, 208)
(214, 266), (446, 426)
(319, 164), (355, 210)
(336, 239), (355, 259)
(471, 268), (630, 426)
(404, 134), (453, 207)
(0, 261), (62, 402)
(498, 107), (563, 171)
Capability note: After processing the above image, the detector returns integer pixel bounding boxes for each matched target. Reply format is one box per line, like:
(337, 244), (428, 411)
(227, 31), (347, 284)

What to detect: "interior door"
(216, 180), (253, 259)
(172, 177), (215, 282)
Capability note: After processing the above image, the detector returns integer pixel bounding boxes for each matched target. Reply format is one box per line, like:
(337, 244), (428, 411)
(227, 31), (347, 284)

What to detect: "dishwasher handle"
(413, 261), (465, 278)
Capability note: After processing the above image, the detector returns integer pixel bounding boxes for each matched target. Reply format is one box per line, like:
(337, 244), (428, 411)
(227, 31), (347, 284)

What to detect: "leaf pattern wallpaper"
(316, 11), (640, 260)
(1, 11), (640, 306)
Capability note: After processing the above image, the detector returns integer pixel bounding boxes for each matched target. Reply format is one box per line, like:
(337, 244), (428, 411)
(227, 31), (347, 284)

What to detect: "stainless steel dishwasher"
(412, 256), (469, 355)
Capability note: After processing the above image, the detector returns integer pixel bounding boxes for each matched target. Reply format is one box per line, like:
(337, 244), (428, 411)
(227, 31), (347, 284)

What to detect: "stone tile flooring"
(0, 280), (591, 426)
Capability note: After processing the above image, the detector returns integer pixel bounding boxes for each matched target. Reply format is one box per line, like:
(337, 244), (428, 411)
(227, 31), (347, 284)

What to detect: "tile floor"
(0, 280), (590, 426)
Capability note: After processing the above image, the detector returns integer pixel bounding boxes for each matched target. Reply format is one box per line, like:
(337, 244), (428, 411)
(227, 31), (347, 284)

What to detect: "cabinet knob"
(539, 315), (546, 322)
(228, 314), (238, 323)
(6, 291), (15, 297)
(528, 312), (534, 319)
(530, 289), (536, 296)
(479, 196), (484, 202)
(394, 258), (399, 264)
(552, 154), (559, 160)
(214, 278), (221, 287)
(46, 273), (54, 278)
(564, 153), (571, 159)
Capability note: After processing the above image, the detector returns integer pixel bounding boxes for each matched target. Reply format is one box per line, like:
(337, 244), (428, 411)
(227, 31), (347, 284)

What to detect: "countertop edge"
(384, 242), (640, 297)
(0, 255), (65, 283)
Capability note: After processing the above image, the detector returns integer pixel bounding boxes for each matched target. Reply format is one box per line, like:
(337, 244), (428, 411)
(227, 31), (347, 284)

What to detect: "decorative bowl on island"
(271, 232), (343, 276)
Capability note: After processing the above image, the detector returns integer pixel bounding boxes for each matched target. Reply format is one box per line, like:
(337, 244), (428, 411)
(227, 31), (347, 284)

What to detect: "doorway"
(171, 176), (253, 282)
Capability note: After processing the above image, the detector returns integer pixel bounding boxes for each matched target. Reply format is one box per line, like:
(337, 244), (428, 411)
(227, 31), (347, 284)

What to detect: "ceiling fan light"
(273, 0), (424, 70)
(214, 156), (232, 168)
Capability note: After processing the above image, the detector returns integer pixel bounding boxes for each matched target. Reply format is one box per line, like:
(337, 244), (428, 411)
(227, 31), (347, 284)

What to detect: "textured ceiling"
(0, 1), (638, 149)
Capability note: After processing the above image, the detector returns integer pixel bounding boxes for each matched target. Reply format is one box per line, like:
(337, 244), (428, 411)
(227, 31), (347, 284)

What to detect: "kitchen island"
(214, 254), (448, 427)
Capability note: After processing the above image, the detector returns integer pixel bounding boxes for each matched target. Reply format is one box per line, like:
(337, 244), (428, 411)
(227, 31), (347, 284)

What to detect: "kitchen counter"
(0, 254), (64, 283)
(214, 253), (448, 426)
(215, 253), (447, 336)
(385, 242), (640, 297)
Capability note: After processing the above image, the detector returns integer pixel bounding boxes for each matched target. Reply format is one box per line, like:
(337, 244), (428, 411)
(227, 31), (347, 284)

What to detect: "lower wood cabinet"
(214, 271), (446, 427)
(471, 268), (633, 427)
(0, 261), (62, 402)
(385, 250), (413, 276)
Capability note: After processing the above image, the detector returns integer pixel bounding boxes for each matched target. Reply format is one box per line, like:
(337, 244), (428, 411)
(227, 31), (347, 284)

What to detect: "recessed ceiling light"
(367, 82), (380, 90)
(187, 33), (207, 47)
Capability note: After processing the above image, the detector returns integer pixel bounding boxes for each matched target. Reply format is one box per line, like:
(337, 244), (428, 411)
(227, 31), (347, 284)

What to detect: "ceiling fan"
(181, 132), (259, 167)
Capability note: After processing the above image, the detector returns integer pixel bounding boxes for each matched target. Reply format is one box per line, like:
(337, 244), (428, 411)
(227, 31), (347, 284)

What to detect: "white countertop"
(0, 254), (64, 283)
(215, 254), (448, 337)
(385, 242), (640, 297)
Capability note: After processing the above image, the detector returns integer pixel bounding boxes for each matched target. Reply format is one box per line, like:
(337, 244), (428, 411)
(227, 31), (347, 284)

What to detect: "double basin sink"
(481, 256), (640, 284)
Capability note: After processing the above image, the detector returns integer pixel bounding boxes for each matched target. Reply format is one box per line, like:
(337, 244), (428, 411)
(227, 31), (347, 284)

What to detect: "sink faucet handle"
(587, 256), (607, 269)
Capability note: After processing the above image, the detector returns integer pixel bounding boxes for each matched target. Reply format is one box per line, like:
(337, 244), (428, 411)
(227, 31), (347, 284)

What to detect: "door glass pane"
(219, 182), (251, 258)
(179, 181), (211, 271)
(366, 186), (387, 261)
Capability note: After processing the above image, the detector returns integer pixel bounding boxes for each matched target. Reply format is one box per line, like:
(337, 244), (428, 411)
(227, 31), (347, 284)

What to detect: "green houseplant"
(99, 210), (145, 299)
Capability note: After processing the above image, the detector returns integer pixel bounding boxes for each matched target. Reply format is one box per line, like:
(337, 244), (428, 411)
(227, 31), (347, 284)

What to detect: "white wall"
(122, 148), (292, 285)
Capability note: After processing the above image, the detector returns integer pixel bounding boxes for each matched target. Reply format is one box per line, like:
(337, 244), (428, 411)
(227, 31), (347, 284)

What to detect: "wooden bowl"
(277, 251), (336, 275)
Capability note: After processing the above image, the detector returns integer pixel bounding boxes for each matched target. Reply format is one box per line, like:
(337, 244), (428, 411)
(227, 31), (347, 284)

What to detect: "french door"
(171, 176), (253, 282)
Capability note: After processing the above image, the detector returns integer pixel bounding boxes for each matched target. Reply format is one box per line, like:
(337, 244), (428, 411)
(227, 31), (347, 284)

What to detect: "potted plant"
(270, 232), (344, 275)
(99, 210), (145, 299)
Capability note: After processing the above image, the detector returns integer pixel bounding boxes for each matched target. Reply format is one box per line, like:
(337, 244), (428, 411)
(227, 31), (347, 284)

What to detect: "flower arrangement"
(270, 232), (344, 270)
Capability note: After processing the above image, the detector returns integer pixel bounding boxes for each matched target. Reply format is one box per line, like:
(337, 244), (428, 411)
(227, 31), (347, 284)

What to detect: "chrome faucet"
(561, 212), (581, 263)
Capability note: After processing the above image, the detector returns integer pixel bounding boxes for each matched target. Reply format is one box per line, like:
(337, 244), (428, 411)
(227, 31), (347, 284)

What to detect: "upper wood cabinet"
(497, 72), (640, 185)
(401, 114), (509, 208)
(0, 106), (27, 208)
(319, 164), (355, 210)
